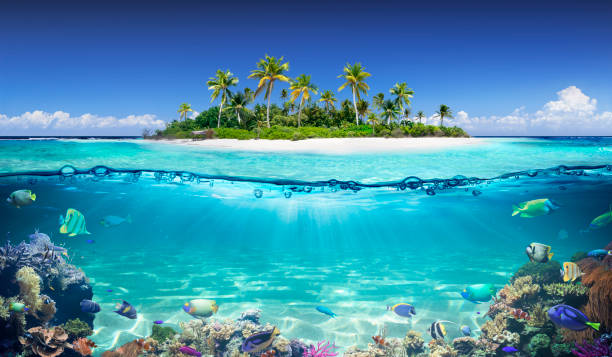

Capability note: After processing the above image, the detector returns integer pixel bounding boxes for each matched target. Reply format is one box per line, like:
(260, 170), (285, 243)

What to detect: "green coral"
(512, 261), (562, 285)
(151, 324), (176, 343)
(551, 343), (573, 357)
(543, 283), (589, 306)
(528, 333), (551, 357)
(570, 252), (588, 262)
(0, 296), (8, 320)
(61, 318), (93, 338)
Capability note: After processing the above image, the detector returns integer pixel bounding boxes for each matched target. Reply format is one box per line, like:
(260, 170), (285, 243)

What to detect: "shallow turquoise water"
(1, 138), (612, 353)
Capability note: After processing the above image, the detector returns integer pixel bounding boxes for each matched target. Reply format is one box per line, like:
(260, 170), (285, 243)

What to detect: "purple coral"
(572, 339), (611, 357)
(303, 341), (338, 357)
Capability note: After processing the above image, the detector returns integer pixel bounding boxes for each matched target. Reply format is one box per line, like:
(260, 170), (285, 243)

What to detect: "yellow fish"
(586, 205), (612, 231)
(59, 208), (90, 237)
(512, 199), (559, 218)
(561, 262), (584, 282)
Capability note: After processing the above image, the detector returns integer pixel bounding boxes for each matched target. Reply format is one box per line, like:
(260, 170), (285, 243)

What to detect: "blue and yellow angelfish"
(59, 208), (90, 237)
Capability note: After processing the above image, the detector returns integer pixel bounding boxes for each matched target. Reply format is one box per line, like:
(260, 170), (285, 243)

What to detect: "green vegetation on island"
(147, 56), (468, 140)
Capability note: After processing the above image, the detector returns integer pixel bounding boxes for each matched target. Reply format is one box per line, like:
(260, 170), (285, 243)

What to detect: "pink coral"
(572, 339), (611, 357)
(303, 341), (338, 357)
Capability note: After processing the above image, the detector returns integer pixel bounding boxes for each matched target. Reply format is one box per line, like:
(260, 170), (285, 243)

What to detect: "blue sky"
(1, 0), (611, 135)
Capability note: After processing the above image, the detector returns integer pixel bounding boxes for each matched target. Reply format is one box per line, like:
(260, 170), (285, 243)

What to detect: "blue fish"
(587, 249), (611, 260)
(114, 300), (137, 319)
(100, 215), (132, 227)
(153, 320), (164, 324)
(241, 327), (280, 353)
(106, 289), (113, 292)
(316, 306), (337, 318)
(80, 299), (101, 313)
(502, 346), (518, 353)
(548, 304), (600, 331)
(387, 303), (416, 318)
(86, 239), (95, 244)
(460, 325), (471, 336)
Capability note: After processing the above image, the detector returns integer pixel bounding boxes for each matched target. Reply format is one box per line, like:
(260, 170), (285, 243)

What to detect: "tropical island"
(145, 56), (468, 141)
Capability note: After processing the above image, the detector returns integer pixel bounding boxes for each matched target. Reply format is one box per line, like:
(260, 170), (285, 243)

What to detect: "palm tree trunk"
(352, 87), (358, 125)
(440, 115), (444, 127)
(298, 100), (303, 127)
(387, 115), (391, 126)
(372, 123), (374, 135)
(217, 99), (224, 128)
(237, 110), (241, 125)
(266, 81), (274, 128)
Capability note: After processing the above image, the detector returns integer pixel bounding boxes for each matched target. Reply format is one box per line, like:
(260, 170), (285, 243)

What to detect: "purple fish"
(86, 239), (95, 244)
(502, 346), (518, 353)
(179, 346), (201, 357)
(106, 289), (113, 292)
(476, 312), (481, 314)
(153, 320), (164, 324)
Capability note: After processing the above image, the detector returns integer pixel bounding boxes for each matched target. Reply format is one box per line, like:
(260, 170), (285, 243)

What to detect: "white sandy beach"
(147, 137), (484, 154)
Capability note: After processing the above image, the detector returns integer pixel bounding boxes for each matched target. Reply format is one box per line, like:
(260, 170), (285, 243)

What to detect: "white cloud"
(0, 110), (166, 136)
(420, 86), (612, 136)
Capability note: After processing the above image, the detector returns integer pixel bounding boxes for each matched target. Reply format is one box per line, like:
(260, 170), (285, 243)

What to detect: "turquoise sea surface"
(1, 137), (612, 353)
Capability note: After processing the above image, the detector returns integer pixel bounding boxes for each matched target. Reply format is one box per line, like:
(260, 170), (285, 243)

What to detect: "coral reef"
(62, 318), (93, 340)
(543, 283), (589, 306)
(0, 235), (94, 327)
(303, 341), (338, 357)
(151, 323), (176, 343)
(526, 304), (548, 327)
(451, 337), (476, 355)
(572, 334), (612, 357)
(0, 295), (27, 353)
(428, 339), (457, 357)
(72, 337), (97, 356)
(18, 326), (70, 357)
(570, 252), (588, 262)
(403, 330), (425, 355)
(528, 333), (551, 357)
(512, 260), (562, 285)
(499, 275), (540, 306)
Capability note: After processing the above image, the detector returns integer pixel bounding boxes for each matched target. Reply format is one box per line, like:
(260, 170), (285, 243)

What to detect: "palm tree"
(389, 82), (414, 120)
(381, 100), (400, 125)
(225, 90), (253, 125)
(280, 89), (288, 102)
(318, 90), (337, 113)
(177, 103), (193, 121)
(435, 104), (453, 127)
(356, 99), (370, 123)
(206, 69), (238, 128)
(372, 93), (385, 111)
(367, 113), (379, 135)
(248, 55), (290, 128)
(289, 74), (318, 127)
(338, 63), (371, 125)
(401, 108), (412, 126)
(244, 87), (254, 102)
(416, 110), (426, 124)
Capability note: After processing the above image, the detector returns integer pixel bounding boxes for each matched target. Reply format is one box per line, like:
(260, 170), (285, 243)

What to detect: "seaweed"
(150, 323), (176, 343)
(62, 318), (93, 339)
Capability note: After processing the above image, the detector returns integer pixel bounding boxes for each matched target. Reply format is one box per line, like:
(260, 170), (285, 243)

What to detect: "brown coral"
(452, 337), (476, 355)
(428, 339), (457, 357)
(37, 295), (56, 323)
(564, 255), (612, 343)
(498, 275), (540, 306)
(18, 326), (69, 357)
(101, 338), (153, 357)
(526, 304), (548, 327)
(480, 314), (508, 340)
(403, 330), (425, 355)
(72, 338), (97, 356)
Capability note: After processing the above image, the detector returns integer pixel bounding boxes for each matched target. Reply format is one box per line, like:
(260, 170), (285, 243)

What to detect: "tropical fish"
(182, 299), (218, 318)
(561, 262), (584, 282)
(526, 243), (554, 263)
(387, 303), (416, 318)
(86, 239), (95, 244)
(179, 346), (201, 357)
(427, 321), (448, 340)
(7, 190), (36, 208)
(557, 229), (568, 240)
(512, 198), (559, 218)
(106, 289), (114, 292)
(587, 249), (612, 260)
(80, 299), (101, 313)
(10, 302), (29, 312)
(100, 214), (132, 227)
(59, 208), (90, 236)
(316, 306), (337, 318)
(114, 300), (137, 319)
(547, 304), (600, 331)
(502, 346), (518, 353)
(509, 308), (530, 321)
(460, 325), (471, 336)
(241, 327), (280, 353)
(153, 320), (164, 324)
(460, 284), (497, 303)
(584, 205), (612, 231)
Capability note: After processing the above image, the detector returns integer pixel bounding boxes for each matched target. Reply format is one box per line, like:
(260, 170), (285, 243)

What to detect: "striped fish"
(59, 208), (90, 237)
(427, 321), (448, 340)
(561, 262), (584, 282)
